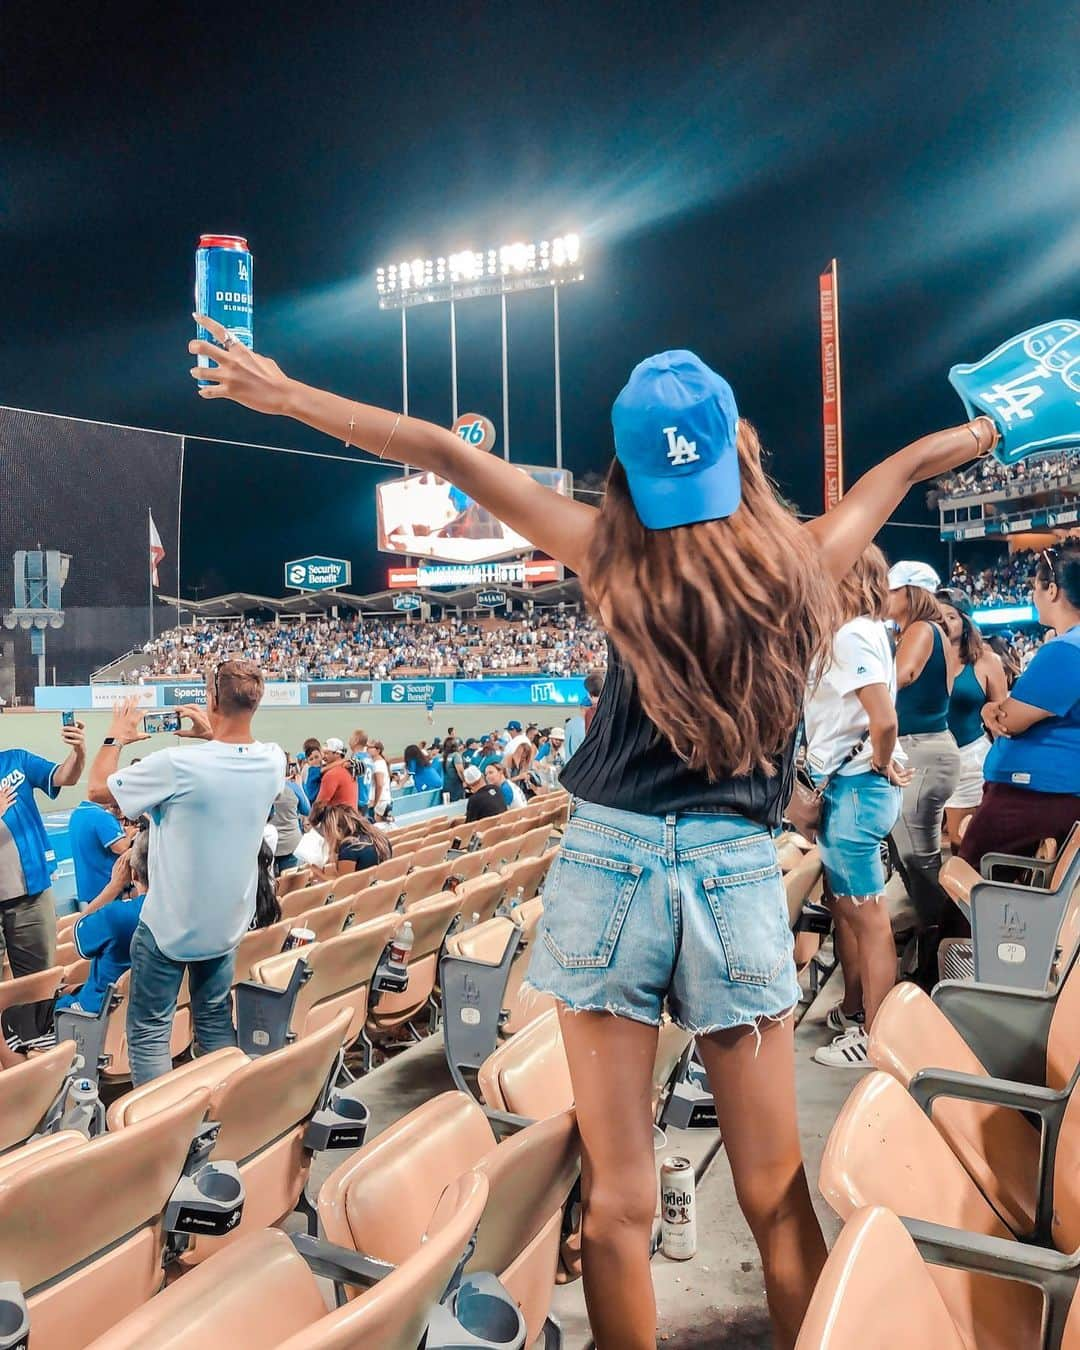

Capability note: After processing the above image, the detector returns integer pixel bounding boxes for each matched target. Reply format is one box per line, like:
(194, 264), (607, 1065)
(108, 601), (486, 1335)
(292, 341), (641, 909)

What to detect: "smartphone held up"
(143, 712), (181, 735)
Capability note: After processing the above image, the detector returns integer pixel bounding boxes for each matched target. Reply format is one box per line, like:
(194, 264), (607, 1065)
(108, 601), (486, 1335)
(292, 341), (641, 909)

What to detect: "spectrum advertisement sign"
(159, 681), (303, 708)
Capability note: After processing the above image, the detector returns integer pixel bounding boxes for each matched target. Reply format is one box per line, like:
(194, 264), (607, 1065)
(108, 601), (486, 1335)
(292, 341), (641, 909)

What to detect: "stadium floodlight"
(375, 233), (584, 310)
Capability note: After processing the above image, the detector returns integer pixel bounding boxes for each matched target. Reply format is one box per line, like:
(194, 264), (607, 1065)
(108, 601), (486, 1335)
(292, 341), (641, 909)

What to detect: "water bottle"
(60, 1078), (101, 1139)
(388, 921), (414, 967)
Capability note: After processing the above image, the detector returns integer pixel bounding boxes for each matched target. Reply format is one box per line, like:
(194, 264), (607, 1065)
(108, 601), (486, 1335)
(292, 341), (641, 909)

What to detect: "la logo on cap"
(663, 426), (700, 466)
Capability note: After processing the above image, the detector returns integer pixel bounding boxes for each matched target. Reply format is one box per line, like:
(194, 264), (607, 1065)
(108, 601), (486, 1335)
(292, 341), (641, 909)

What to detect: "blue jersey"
(69, 801), (125, 905)
(0, 749), (60, 899)
(985, 625), (1080, 794)
(354, 753), (373, 808)
(56, 894), (145, 1016)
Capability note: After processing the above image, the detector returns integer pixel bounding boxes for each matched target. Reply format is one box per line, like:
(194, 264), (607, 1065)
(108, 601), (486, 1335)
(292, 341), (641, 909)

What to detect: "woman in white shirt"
(803, 545), (912, 1069)
(369, 740), (393, 822)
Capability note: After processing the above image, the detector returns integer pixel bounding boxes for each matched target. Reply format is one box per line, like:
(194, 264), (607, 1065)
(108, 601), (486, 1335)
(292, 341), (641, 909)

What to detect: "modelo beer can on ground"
(660, 1156), (697, 1260)
(194, 234), (253, 384)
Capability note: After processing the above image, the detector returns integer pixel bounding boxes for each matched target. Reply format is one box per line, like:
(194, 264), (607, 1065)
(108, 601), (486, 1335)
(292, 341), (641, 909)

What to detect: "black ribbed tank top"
(560, 640), (796, 827)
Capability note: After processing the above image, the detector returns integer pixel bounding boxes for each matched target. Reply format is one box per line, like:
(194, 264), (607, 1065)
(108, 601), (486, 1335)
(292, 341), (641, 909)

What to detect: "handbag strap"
(809, 733), (870, 797)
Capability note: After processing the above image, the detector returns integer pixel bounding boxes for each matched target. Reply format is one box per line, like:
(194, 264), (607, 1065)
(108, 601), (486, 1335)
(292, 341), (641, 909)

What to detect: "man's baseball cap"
(463, 765), (483, 786)
(936, 586), (973, 617)
(507, 720), (522, 732)
(549, 726), (565, 741)
(887, 561), (941, 593)
(324, 737), (346, 754)
(612, 350), (741, 530)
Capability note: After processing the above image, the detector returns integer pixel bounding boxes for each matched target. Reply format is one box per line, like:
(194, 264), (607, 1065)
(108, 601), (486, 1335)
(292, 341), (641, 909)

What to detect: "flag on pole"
(149, 511), (165, 588)
(818, 259), (844, 510)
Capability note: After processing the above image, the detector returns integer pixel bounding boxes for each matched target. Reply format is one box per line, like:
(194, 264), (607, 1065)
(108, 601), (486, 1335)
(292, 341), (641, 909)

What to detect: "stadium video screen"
(376, 466), (573, 563)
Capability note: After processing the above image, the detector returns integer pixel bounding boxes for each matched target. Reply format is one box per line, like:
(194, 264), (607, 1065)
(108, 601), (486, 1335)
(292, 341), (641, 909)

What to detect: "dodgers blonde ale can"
(195, 234), (253, 384)
(660, 1156), (697, 1260)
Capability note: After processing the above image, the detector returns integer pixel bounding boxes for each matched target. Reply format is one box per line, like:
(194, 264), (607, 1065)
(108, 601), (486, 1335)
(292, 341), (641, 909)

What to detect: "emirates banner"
(819, 261), (844, 510)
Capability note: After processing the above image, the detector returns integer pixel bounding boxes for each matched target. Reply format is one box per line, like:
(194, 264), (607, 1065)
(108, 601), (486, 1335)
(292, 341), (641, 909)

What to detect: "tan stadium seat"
(819, 1071), (1046, 1350)
(347, 877), (407, 925)
(296, 896), (356, 944)
(795, 1207), (971, 1350)
(367, 892), (461, 1042)
(82, 1173), (492, 1350)
(324, 869), (394, 904)
(280, 879), (338, 922)
(90, 970), (193, 1087)
(0, 967), (64, 1067)
(233, 920), (292, 979)
(478, 1006), (691, 1122)
(0, 1089), (213, 1348)
(398, 860), (453, 909)
(318, 1090), (579, 1347)
(250, 915), (400, 1058)
(512, 826), (552, 862)
(0, 1039), (77, 1154)
(409, 841), (452, 869)
(869, 953), (1080, 1237)
(363, 852), (411, 887)
(107, 1009), (352, 1270)
(447, 847), (495, 883)
(499, 849), (557, 904)
(454, 873), (507, 926)
(501, 900), (555, 1036)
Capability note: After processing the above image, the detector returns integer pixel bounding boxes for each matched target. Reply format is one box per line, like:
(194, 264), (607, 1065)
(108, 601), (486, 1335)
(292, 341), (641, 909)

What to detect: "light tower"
(2, 550), (69, 689)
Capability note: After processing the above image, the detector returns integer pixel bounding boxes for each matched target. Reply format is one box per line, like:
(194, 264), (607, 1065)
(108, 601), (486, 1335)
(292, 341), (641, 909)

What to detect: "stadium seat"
(939, 824), (1080, 988)
(66, 969), (193, 1089)
(0, 1039), (77, 1154)
(393, 859), (448, 908)
(446, 846), (494, 882)
(81, 1173), (503, 1350)
(366, 892), (461, 1044)
(244, 914), (400, 1068)
(106, 1009), (353, 1269)
(364, 852), (411, 887)
(318, 1090), (579, 1347)
(408, 840), (453, 869)
(795, 1207), (972, 1349)
(453, 873), (507, 926)
(499, 848), (556, 904)
(477, 1006), (691, 1124)
(868, 950), (1080, 1237)
(819, 1071), (1050, 1350)
(280, 879), (339, 922)
(511, 826), (552, 862)
(233, 921), (292, 979)
(0, 1088), (220, 1348)
(295, 896), (356, 943)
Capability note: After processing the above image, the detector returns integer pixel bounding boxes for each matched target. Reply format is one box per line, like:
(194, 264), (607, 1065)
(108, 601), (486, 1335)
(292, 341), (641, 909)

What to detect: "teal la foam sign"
(284, 556), (352, 591)
(950, 320), (1080, 465)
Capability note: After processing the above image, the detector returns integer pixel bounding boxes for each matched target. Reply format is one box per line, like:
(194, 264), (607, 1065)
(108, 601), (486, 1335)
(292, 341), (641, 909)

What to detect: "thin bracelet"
(344, 405), (358, 449)
(377, 413), (401, 460)
(969, 417), (994, 457)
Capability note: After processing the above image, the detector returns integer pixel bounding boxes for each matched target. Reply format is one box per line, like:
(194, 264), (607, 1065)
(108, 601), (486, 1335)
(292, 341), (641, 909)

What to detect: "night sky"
(4, 2), (1078, 597)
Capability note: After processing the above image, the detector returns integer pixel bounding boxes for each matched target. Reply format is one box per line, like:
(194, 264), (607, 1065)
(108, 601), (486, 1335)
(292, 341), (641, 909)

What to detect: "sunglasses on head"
(1039, 547), (1059, 584)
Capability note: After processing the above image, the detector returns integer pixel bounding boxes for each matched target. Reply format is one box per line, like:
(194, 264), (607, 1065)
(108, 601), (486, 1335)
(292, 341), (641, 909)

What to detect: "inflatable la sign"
(949, 320), (1080, 465)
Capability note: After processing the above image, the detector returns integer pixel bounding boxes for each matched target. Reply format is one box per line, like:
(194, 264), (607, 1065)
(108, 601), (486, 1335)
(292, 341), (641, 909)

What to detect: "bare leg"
(832, 895), (895, 1026)
(557, 1006), (660, 1350)
(829, 906), (863, 1015)
(696, 1017), (827, 1350)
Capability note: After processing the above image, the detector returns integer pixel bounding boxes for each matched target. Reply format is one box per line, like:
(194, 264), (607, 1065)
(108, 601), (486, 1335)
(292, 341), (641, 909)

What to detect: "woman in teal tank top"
(886, 562), (962, 988)
(937, 587), (1008, 841)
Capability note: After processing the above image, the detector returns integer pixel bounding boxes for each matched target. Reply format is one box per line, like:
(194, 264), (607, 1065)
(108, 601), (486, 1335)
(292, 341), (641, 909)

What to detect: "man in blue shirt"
(69, 799), (130, 907)
(57, 829), (146, 1017)
(0, 723), (86, 1036)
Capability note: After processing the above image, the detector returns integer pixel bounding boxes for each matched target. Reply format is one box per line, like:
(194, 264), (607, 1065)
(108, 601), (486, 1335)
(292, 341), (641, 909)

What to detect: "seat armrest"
(482, 1107), (533, 1138)
(902, 1216), (1080, 1349)
(980, 852), (1055, 885)
(289, 1232), (395, 1290)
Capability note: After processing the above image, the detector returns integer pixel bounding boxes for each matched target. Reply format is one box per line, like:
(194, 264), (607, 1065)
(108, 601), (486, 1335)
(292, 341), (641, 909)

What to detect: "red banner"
(819, 260), (844, 510)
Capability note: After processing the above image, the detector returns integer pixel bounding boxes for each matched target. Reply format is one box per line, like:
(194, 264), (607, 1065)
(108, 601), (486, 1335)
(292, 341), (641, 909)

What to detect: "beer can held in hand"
(282, 927), (316, 951)
(660, 1156), (696, 1260)
(194, 234), (253, 385)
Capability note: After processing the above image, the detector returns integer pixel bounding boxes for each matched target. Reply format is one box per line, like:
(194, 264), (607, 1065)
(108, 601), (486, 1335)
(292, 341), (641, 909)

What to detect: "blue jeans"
(525, 800), (798, 1034)
(818, 771), (902, 897)
(127, 922), (237, 1086)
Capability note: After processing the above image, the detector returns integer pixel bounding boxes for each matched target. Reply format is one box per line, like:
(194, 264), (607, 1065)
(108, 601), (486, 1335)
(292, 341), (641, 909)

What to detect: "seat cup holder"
(426, 1272), (527, 1349)
(165, 1161), (245, 1238)
(305, 1094), (371, 1151)
(0, 1283), (29, 1350)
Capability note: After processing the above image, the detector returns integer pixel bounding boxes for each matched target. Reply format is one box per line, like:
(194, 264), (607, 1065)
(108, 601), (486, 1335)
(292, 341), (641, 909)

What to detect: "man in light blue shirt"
(88, 660), (285, 1084)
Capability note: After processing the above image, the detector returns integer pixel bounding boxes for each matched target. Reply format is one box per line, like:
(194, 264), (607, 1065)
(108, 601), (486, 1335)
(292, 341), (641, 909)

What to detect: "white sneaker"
(814, 1027), (870, 1069)
(825, 1006), (864, 1034)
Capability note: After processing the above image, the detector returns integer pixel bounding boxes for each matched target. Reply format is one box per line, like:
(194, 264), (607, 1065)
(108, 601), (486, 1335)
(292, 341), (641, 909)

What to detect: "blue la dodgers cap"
(612, 350), (741, 530)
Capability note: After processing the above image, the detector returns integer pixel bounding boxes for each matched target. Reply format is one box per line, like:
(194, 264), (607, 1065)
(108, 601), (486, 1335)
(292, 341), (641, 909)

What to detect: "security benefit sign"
(284, 556), (352, 592)
(950, 321), (1080, 466)
(380, 680), (447, 705)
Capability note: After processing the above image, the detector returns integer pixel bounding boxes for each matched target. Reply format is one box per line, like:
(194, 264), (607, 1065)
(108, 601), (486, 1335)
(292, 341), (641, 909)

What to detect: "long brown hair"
(901, 586), (946, 628)
(837, 544), (890, 624)
(319, 805), (392, 864)
(585, 420), (840, 779)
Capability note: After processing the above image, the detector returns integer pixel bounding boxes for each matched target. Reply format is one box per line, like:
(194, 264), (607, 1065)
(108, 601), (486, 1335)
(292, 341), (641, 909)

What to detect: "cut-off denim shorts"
(817, 770), (902, 898)
(524, 799), (799, 1035)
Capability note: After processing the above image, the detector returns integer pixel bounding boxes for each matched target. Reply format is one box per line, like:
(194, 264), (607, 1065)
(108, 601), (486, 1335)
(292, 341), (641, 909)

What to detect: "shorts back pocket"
(543, 847), (644, 969)
(703, 863), (790, 986)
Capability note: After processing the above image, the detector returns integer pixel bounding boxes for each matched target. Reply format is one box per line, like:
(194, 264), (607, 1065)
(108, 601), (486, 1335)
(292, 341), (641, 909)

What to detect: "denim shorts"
(817, 770), (902, 897)
(524, 800), (799, 1034)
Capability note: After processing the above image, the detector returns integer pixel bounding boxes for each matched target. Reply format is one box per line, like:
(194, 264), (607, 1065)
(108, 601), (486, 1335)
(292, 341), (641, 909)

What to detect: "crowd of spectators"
(123, 611), (606, 683)
(949, 551), (1042, 608)
(934, 447), (1080, 500)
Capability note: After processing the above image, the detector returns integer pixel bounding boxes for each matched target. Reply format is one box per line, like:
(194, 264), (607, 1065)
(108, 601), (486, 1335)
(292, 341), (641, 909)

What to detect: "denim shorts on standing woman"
(524, 799), (799, 1034)
(816, 770), (902, 898)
